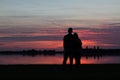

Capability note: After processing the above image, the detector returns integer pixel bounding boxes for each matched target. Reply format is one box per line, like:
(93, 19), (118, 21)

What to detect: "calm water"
(0, 54), (120, 64)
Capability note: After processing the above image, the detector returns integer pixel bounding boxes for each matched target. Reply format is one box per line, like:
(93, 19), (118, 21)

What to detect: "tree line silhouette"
(0, 48), (120, 57)
(0, 49), (56, 56)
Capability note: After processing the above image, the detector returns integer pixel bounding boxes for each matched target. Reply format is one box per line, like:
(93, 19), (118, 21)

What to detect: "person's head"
(73, 32), (79, 38)
(68, 28), (73, 34)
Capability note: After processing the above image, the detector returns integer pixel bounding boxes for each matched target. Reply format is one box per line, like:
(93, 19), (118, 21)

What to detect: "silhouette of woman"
(73, 32), (82, 65)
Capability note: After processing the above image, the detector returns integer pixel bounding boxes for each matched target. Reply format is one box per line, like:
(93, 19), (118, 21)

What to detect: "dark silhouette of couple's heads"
(68, 28), (79, 38)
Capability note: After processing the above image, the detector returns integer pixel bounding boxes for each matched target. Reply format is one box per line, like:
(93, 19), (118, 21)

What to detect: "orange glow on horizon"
(2, 40), (101, 50)
(82, 40), (98, 48)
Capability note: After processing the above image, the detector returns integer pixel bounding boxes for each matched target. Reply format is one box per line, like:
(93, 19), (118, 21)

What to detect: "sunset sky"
(0, 0), (120, 51)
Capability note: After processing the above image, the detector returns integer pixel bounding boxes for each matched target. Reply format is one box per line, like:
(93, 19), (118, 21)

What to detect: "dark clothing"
(63, 34), (74, 65)
(73, 37), (82, 65)
(63, 34), (74, 49)
(63, 31), (82, 65)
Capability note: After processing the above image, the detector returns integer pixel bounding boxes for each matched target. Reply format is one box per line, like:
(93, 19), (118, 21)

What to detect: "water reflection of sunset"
(66, 57), (97, 64)
(1, 55), (120, 64)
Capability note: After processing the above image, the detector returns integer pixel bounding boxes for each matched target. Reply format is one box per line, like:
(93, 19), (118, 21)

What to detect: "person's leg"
(76, 56), (80, 65)
(79, 55), (81, 64)
(75, 56), (77, 65)
(77, 57), (80, 65)
(63, 53), (68, 65)
(70, 55), (73, 65)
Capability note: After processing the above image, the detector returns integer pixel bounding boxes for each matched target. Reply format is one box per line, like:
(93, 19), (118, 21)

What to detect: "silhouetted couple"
(63, 28), (82, 66)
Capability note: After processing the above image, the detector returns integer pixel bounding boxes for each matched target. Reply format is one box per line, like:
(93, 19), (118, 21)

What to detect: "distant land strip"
(0, 49), (120, 57)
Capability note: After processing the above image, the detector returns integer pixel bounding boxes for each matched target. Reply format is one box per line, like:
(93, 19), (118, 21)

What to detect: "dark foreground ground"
(0, 64), (120, 79)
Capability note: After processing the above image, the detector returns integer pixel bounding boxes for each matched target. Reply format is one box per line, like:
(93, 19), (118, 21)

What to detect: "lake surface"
(0, 54), (120, 64)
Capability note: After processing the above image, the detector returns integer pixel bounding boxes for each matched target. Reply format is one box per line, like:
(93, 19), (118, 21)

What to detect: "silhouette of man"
(73, 32), (82, 66)
(63, 28), (74, 65)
